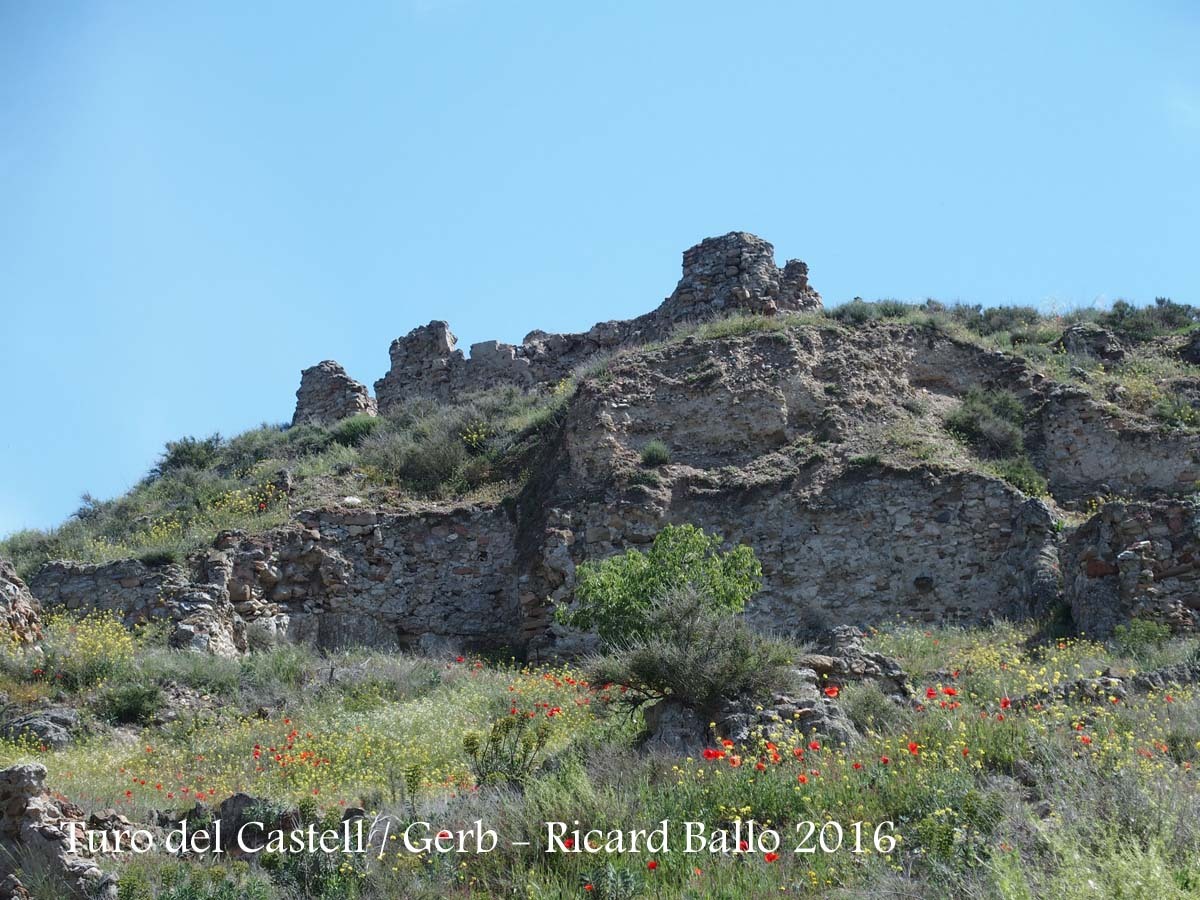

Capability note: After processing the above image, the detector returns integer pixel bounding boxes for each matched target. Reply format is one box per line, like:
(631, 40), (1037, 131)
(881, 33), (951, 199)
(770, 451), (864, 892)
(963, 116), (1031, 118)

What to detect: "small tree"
(556, 524), (762, 646)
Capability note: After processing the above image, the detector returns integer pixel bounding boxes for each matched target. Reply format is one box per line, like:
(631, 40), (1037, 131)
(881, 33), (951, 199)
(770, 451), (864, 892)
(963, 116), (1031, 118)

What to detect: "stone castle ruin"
(14, 231), (1200, 659)
(298, 231), (822, 418)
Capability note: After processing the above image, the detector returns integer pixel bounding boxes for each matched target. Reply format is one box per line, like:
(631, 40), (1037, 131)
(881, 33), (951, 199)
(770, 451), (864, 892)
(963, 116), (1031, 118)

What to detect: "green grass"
(2, 616), (1200, 897)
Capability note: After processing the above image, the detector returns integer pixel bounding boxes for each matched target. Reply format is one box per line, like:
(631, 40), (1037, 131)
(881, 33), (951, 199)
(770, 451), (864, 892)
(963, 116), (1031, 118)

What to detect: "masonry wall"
(1063, 499), (1200, 638)
(1035, 391), (1200, 500)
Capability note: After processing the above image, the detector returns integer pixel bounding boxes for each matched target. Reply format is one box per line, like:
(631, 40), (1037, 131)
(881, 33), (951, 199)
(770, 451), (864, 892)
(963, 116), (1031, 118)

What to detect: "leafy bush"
(640, 439), (671, 467)
(1099, 297), (1199, 343)
(944, 387), (1026, 459)
(329, 414), (381, 448)
(557, 524), (762, 646)
(154, 435), (224, 476)
(96, 680), (163, 725)
(586, 587), (794, 713)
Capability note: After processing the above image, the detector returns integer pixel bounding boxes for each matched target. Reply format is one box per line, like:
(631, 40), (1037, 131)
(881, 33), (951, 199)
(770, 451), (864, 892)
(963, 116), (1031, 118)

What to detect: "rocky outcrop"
(0, 764), (117, 900)
(1057, 322), (1125, 362)
(644, 626), (904, 753)
(0, 561), (41, 645)
(1063, 498), (1200, 638)
(292, 360), (376, 426)
(1, 708), (80, 751)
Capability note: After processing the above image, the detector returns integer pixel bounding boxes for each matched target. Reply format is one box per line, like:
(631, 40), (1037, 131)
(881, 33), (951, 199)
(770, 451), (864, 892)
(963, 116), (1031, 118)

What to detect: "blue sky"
(1, 1), (1198, 536)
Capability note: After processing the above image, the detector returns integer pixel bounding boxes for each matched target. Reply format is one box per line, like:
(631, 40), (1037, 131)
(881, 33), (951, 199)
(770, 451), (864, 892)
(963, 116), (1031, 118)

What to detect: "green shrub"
(640, 439), (671, 467)
(944, 387), (1026, 459)
(329, 414), (381, 448)
(154, 435), (224, 476)
(848, 453), (882, 467)
(1112, 619), (1172, 662)
(1100, 297), (1199, 343)
(586, 587), (794, 713)
(96, 681), (163, 725)
(557, 524), (762, 646)
(626, 470), (661, 488)
(463, 712), (553, 787)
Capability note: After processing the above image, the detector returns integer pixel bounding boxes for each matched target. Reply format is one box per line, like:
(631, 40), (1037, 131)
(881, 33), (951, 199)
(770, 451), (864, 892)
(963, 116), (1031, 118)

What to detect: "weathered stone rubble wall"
(1033, 389), (1200, 500)
(1063, 499), (1200, 638)
(0, 560), (41, 644)
(31, 506), (523, 654)
(534, 470), (1061, 649)
(0, 764), (117, 899)
(373, 232), (822, 411)
(292, 360), (376, 426)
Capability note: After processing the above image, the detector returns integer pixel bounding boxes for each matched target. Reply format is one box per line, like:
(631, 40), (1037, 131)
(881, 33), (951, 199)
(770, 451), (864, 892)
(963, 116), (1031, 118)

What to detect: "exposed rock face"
(0, 764), (117, 900)
(1057, 322), (1125, 362)
(1063, 499), (1200, 638)
(655, 232), (822, 324)
(292, 360), (376, 426)
(0, 561), (41, 644)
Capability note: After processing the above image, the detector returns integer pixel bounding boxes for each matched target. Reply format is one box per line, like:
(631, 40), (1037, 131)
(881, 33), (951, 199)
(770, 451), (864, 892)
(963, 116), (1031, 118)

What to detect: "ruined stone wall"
(654, 231), (821, 325)
(0, 560), (41, 644)
(534, 470), (1060, 650)
(1034, 390), (1200, 500)
(372, 232), (822, 412)
(1063, 499), (1200, 638)
(292, 360), (376, 426)
(30, 505), (524, 654)
(225, 505), (522, 651)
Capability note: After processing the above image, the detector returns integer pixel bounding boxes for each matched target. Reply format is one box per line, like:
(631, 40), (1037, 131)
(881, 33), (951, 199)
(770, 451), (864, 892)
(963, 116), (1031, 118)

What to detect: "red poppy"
(797, 774), (808, 784)
(852, 762), (863, 770)
(824, 686), (839, 698)
(765, 852), (780, 863)
(880, 755), (890, 765)
(942, 686), (957, 696)
(647, 860), (658, 871)
(809, 740), (820, 751)
(1000, 697), (1011, 710)
(908, 741), (919, 755)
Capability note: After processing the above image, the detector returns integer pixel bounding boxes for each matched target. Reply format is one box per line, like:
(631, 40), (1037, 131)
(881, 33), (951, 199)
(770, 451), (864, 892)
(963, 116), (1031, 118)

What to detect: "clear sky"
(1, 1), (1198, 536)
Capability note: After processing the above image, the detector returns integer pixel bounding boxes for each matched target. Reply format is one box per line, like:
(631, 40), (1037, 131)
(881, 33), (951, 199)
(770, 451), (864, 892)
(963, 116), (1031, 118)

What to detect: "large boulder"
(0, 561), (41, 645)
(1, 708), (80, 751)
